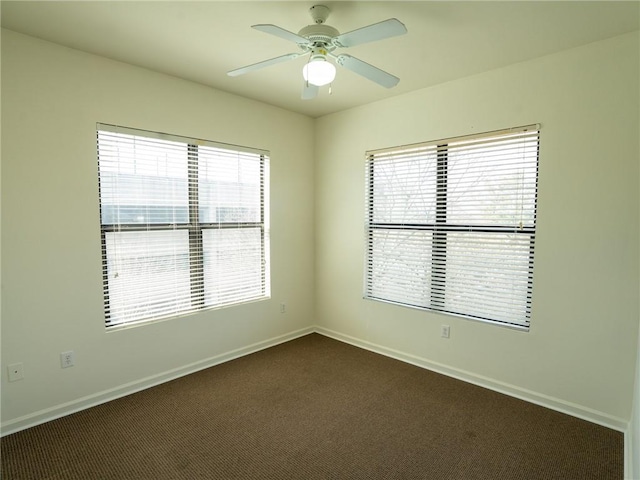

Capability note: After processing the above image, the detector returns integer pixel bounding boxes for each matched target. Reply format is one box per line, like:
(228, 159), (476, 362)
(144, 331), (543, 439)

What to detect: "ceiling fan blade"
(252, 24), (311, 46)
(333, 18), (407, 48)
(301, 82), (319, 100)
(227, 52), (302, 77)
(334, 54), (400, 88)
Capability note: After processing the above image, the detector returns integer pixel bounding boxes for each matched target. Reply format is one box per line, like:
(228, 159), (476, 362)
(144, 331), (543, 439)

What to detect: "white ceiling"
(2, 1), (638, 118)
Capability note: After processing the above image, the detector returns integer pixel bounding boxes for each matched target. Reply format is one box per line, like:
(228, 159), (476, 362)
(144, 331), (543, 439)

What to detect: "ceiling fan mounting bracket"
(309, 5), (331, 24)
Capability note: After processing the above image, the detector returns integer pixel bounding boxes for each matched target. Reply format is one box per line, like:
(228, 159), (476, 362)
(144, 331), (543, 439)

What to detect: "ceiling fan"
(227, 4), (407, 100)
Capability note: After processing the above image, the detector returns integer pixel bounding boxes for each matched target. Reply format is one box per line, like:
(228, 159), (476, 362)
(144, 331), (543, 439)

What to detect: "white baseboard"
(314, 326), (628, 433)
(2, 324), (629, 441)
(625, 429), (633, 480)
(0, 326), (315, 436)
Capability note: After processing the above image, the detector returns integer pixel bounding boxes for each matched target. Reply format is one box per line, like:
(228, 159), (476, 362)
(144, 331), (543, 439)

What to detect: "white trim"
(314, 326), (628, 432)
(0, 326), (314, 436)
(625, 428), (632, 480)
(2, 325), (628, 440)
(626, 315), (640, 480)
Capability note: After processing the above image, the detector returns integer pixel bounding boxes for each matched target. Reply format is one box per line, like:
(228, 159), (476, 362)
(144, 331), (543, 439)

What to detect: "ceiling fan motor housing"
(298, 24), (339, 50)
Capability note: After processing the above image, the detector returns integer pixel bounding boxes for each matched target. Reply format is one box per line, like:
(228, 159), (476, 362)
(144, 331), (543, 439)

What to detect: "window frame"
(364, 125), (540, 330)
(97, 123), (270, 329)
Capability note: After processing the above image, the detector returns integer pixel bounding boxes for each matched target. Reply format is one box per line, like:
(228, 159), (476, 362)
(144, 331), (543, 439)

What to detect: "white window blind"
(97, 124), (270, 328)
(365, 125), (539, 329)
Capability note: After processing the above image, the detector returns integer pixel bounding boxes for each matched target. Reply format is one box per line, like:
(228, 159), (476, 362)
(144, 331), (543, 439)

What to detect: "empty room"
(1, 1), (639, 479)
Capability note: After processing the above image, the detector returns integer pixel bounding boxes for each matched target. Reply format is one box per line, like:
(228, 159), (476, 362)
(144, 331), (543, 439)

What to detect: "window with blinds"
(97, 124), (270, 328)
(365, 125), (539, 329)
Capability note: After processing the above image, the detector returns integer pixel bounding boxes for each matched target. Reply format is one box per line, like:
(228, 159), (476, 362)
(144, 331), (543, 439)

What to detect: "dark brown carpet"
(1, 333), (623, 479)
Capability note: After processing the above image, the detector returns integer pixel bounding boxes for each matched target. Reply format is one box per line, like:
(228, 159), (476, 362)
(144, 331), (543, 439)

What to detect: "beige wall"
(315, 31), (639, 428)
(1, 29), (316, 430)
(2, 26), (639, 442)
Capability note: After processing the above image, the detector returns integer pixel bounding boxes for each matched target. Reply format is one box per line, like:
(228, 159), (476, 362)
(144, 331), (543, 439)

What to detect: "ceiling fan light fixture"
(302, 58), (336, 86)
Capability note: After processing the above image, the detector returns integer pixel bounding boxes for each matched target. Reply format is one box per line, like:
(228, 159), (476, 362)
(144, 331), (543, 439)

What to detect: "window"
(97, 124), (270, 328)
(364, 125), (539, 329)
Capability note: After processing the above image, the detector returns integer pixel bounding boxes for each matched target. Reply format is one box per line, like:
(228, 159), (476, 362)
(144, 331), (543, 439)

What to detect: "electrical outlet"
(60, 351), (75, 369)
(280, 303), (286, 313)
(441, 325), (450, 339)
(7, 363), (24, 382)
